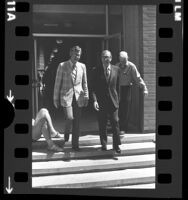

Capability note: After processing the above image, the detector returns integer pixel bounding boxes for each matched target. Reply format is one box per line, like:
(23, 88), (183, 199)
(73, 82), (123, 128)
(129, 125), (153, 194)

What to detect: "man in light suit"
(53, 46), (89, 151)
(92, 50), (121, 153)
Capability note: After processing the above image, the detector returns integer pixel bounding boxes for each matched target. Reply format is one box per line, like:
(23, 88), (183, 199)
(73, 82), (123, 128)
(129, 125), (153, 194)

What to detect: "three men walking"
(53, 46), (148, 153)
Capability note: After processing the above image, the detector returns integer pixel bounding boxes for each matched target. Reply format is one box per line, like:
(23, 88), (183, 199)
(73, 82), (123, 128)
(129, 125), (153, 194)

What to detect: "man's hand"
(93, 101), (99, 111)
(54, 100), (59, 108)
(144, 90), (148, 97)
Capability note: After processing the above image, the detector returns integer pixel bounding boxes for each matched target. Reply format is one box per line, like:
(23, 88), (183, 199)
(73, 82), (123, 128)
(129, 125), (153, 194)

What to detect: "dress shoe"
(101, 145), (107, 151)
(113, 146), (121, 154)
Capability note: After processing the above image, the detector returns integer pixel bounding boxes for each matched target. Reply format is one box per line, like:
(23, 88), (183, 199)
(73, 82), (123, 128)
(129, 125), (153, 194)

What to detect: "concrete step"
(32, 142), (155, 161)
(32, 154), (155, 176)
(32, 133), (155, 150)
(32, 167), (155, 188)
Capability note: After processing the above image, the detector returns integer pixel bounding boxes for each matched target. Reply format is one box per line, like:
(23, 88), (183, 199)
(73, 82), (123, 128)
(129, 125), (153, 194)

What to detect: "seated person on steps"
(32, 108), (63, 152)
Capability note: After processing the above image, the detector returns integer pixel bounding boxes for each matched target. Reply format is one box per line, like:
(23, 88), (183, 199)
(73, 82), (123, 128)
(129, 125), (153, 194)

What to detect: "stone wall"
(143, 6), (156, 132)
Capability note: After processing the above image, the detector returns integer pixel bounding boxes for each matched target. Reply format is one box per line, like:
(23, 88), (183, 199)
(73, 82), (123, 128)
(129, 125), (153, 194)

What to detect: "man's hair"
(101, 50), (112, 57)
(70, 46), (82, 54)
(119, 51), (128, 59)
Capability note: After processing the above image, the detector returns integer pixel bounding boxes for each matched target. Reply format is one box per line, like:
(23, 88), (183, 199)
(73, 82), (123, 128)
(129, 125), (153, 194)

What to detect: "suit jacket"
(92, 64), (120, 110)
(53, 60), (89, 107)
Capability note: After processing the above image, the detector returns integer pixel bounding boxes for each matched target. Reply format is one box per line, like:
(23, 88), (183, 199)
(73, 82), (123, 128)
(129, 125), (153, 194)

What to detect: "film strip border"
(156, 2), (182, 197)
(3, 0), (183, 197)
(157, 3), (175, 186)
(4, 0), (32, 194)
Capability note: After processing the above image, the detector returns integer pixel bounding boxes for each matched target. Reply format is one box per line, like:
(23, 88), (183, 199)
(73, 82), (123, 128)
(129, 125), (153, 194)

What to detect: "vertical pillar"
(143, 6), (156, 132)
(34, 39), (38, 115)
(105, 5), (109, 49)
(122, 5), (142, 132)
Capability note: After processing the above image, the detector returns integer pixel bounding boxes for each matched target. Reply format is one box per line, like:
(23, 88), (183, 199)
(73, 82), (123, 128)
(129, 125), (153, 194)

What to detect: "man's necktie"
(106, 67), (110, 80)
(72, 64), (77, 83)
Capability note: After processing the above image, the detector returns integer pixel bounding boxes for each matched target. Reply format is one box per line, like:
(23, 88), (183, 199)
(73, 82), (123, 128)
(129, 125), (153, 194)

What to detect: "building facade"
(32, 4), (156, 132)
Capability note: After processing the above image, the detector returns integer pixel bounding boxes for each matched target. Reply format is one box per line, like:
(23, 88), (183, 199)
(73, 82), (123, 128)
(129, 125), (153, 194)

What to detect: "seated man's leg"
(36, 108), (60, 137)
(32, 117), (46, 141)
(33, 118), (63, 151)
(41, 122), (57, 147)
(42, 122), (63, 151)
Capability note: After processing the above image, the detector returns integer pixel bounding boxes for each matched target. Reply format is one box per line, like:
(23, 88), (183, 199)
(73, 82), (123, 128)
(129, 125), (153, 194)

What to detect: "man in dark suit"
(92, 50), (121, 153)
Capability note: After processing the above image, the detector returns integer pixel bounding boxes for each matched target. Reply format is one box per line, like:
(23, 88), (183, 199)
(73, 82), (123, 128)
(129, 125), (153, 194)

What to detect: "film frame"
(2, 0), (183, 197)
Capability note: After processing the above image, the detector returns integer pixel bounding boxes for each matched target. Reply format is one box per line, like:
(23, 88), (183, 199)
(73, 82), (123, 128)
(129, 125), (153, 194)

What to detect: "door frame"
(102, 32), (122, 52)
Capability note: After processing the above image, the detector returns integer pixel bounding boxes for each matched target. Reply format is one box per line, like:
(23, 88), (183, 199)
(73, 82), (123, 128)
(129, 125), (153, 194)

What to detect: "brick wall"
(143, 6), (156, 132)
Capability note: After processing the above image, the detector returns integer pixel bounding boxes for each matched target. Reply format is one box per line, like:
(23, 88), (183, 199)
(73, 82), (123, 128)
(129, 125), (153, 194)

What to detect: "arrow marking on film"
(6, 90), (14, 107)
(6, 176), (13, 194)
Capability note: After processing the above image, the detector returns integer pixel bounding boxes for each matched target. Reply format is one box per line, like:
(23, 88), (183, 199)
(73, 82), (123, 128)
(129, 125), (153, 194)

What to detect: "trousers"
(63, 95), (82, 148)
(97, 100), (121, 148)
(119, 85), (131, 132)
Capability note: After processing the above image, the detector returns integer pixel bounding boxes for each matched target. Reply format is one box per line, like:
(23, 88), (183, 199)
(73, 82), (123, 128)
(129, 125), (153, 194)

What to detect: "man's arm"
(53, 63), (63, 107)
(90, 67), (99, 111)
(131, 63), (148, 94)
(82, 64), (89, 99)
(116, 67), (120, 101)
(92, 92), (97, 102)
(82, 64), (89, 107)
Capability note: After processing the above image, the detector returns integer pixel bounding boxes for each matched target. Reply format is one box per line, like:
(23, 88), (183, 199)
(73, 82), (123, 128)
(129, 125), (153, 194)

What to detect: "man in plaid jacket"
(53, 46), (89, 151)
